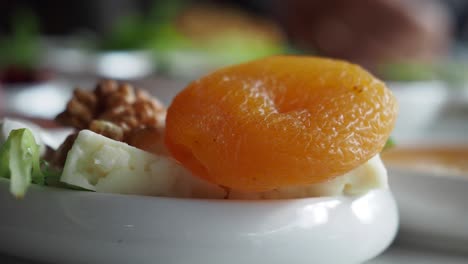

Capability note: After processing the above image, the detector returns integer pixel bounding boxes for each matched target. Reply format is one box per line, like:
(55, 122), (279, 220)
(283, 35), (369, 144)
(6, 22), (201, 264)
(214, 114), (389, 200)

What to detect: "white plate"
(2, 80), (74, 119)
(388, 166), (468, 252)
(94, 51), (156, 80)
(388, 80), (468, 145)
(387, 81), (448, 143)
(0, 179), (398, 264)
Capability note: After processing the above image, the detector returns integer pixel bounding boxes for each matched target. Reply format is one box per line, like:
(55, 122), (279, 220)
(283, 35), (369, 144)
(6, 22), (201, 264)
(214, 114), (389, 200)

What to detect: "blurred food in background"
(280, 0), (452, 72)
(0, 10), (51, 84)
(0, 10), (72, 118)
(161, 4), (286, 78)
(0, 0), (466, 125)
(2, 0), (461, 80)
(96, 1), (287, 79)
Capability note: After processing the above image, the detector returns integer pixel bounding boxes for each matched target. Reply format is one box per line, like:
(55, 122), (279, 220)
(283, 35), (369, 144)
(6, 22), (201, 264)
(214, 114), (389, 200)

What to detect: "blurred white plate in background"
(388, 81), (447, 143)
(388, 165), (468, 252)
(2, 80), (74, 119)
(388, 80), (468, 145)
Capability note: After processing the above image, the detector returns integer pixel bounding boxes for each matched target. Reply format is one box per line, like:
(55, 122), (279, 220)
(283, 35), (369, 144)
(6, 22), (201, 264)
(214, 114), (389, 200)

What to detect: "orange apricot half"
(165, 56), (398, 191)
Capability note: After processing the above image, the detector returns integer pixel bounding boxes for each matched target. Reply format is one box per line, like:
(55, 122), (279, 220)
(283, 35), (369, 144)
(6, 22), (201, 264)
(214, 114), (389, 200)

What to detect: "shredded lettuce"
(0, 128), (61, 198)
(0, 128), (39, 197)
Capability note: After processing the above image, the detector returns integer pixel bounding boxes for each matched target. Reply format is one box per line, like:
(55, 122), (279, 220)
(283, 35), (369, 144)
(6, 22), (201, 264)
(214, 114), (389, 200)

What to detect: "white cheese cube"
(60, 130), (225, 198)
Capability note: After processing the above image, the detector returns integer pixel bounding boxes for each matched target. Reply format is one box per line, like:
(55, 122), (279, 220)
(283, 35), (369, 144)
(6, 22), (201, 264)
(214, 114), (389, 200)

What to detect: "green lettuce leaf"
(0, 128), (41, 197)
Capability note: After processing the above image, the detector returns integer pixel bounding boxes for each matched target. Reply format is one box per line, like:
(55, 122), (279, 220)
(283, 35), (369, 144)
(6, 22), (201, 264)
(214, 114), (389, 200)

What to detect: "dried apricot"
(165, 56), (398, 191)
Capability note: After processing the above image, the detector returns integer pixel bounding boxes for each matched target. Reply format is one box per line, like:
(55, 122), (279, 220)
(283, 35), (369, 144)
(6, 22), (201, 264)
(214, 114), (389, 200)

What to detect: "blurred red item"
(0, 65), (52, 85)
(281, 0), (452, 70)
(0, 83), (4, 115)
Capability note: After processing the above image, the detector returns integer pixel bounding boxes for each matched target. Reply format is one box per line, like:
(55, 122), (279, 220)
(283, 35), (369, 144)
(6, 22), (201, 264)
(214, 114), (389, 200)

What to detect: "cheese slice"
(60, 130), (225, 198)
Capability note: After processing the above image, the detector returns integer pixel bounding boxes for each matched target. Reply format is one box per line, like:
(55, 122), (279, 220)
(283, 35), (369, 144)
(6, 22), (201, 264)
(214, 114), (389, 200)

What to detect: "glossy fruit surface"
(165, 56), (398, 191)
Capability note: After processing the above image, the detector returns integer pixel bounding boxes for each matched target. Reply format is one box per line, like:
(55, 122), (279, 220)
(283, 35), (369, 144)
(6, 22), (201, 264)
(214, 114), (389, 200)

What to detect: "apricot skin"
(165, 56), (398, 191)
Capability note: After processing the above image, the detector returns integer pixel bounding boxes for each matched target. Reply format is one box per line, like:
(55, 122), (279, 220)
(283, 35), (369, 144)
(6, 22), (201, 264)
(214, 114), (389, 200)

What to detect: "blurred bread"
(175, 4), (285, 46)
(281, 0), (452, 70)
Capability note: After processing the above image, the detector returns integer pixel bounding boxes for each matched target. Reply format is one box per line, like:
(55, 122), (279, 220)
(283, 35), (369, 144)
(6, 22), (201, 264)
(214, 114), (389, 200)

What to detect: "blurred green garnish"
(433, 62), (468, 87)
(379, 62), (435, 82)
(146, 23), (191, 52)
(0, 10), (40, 69)
(100, 0), (188, 51)
(100, 15), (149, 50)
(383, 137), (396, 151)
(148, 0), (186, 22)
(380, 61), (468, 85)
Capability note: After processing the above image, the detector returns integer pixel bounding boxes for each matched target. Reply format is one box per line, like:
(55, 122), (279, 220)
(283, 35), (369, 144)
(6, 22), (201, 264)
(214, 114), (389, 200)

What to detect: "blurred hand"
(280, 0), (452, 70)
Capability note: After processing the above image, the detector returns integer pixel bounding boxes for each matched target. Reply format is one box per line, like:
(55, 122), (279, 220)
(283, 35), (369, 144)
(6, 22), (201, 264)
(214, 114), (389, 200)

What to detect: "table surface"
(1, 243), (467, 264)
(367, 245), (468, 264)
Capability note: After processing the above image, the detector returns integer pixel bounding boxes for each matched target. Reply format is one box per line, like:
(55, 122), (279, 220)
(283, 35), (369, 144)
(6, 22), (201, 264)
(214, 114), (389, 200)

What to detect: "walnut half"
(52, 80), (167, 166)
(56, 80), (166, 140)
